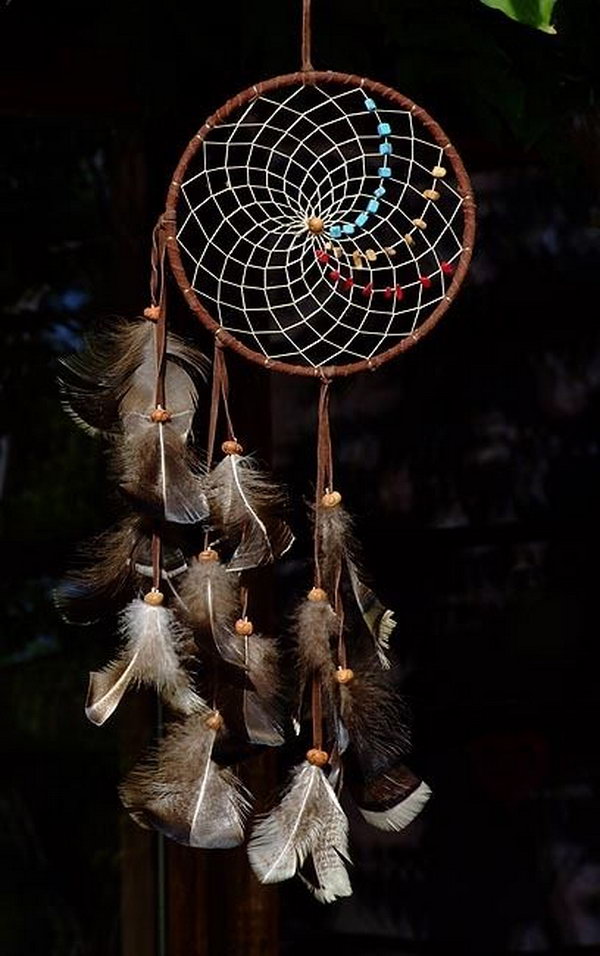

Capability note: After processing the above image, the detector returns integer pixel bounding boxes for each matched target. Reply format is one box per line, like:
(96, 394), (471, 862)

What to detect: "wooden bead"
(143, 305), (160, 320)
(306, 748), (329, 767)
(321, 490), (342, 509)
(352, 251), (364, 269)
(150, 406), (172, 423)
(431, 165), (447, 178)
(205, 711), (224, 731)
(307, 216), (325, 234)
(307, 587), (328, 603)
(422, 189), (440, 201)
(403, 234), (415, 246)
(235, 618), (254, 636)
(365, 248), (377, 262)
(222, 440), (243, 456)
(144, 590), (164, 606)
(335, 668), (354, 685)
(199, 549), (219, 563)
(412, 219), (427, 230)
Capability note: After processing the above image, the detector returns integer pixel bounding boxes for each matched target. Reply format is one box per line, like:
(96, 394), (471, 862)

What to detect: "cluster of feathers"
(58, 315), (431, 904)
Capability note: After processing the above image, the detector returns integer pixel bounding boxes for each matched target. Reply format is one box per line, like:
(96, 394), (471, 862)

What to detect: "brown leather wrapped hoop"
(165, 71), (476, 378)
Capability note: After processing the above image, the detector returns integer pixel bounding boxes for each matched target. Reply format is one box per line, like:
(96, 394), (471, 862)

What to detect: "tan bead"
(205, 711), (224, 731)
(235, 618), (254, 636)
(432, 165), (447, 178)
(352, 251), (364, 269)
(307, 216), (325, 234)
(384, 247), (397, 257)
(335, 668), (354, 685)
(365, 248), (378, 262)
(306, 748), (329, 767)
(150, 406), (172, 423)
(403, 234), (415, 246)
(321, 490), (342, 509)
(143, 305), (160, 320)
(199, 549), (219, 563)
(221, 439), (243, 456)
(307, 587), (328, 603)
(332, 246), (342, 256)
(423, 188), (440, 201)
(144, 590), (164, 606)
(412, 218), (427, 230)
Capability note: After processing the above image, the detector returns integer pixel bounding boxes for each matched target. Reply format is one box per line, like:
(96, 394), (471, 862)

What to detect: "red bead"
(384, 287), (393, 300)
(343, 277), (354, 290)
(419, 276), (432, 289)
(362, 283), (373, 297)
(316, 250), (329, 263)
(441, 261), (455, 275)
(328, 270), (341, 282)
(395, 285), (404, 301)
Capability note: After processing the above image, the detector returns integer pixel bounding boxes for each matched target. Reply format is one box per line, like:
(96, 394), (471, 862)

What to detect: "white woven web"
(176, 83), (466, 368)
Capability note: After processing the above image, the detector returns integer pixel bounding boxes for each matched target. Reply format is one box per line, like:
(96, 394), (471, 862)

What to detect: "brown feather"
(120, 712), (251, 848)
(338, 665), (411, 778)
(294, 596), (338, 704)
(179, 555), (245, 668)
(242, 633), (284, 747)
(207, 454), (294, 571)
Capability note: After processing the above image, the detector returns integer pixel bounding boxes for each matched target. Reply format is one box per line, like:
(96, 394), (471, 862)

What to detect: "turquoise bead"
(374, 186), (386, 198)
(342, 223), (355, 235)
(377, 122), (391, 136)
(378, 167), (392, 178)
(364, 98), (377, 111)
(367, 199), (379, 213)
(329, 225), (342, 238)
(379, 142), (392, 155)
(355, 212), (369, 227)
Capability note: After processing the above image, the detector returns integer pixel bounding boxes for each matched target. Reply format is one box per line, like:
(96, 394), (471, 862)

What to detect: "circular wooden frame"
(165, 70), (476, 379)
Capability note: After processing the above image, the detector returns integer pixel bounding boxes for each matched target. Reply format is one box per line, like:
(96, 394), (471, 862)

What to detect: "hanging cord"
(206, 339), (237, 473)
(313, 378), (332, 587)
(301, 0), (313, 72)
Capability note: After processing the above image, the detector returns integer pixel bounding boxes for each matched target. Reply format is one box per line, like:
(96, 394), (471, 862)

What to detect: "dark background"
(2, 1), (600, 954)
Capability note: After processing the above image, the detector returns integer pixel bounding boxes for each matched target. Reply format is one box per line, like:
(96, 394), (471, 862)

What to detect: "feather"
(299, 844), (352, 904)
(55, 516), (188, 625)
(350, 763), (431, 832)
(120, 712), (252, 848)
(338, 666), (411, 776)
(207, 454), (294, 571)
(248, 760), (349, 890)
(179, 553), (245, 668)
(294, 595), (338, 701)
(58, 317), (207, 438)
(115, 411), (208, 524)
(85, 597), (196, 725)
(242, 633), (284, 747)
(317, 502), (395, 668)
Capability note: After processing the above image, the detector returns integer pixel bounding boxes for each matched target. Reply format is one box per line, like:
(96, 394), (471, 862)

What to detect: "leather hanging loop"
(301, 0), (313, 72)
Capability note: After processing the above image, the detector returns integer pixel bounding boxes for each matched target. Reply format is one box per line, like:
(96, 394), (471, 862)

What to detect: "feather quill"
(248, 760), (350, 894)
(207, 453), (293, 571)
(317, 502), (395, 668)
(179, 553), (245, 668)
(120, 711), (251, 848)
(85, 597), (198, 725)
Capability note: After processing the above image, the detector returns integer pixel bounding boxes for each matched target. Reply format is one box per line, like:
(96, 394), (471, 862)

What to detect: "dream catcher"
(58, 0), (474, 903)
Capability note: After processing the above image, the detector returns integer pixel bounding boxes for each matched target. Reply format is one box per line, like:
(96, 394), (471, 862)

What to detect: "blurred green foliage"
(480, 0), (557, 32)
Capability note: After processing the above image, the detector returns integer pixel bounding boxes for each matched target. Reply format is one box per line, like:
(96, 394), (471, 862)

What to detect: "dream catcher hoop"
(165, 69), (474, 376)
(59, 0), (475, 905)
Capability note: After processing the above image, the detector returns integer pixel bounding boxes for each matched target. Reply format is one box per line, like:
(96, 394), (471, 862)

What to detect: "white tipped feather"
(120, 712), (252, 848)
(248, 761), (349, 889)
(85, 598), (195, 725)
(359, 780), (432, 832)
